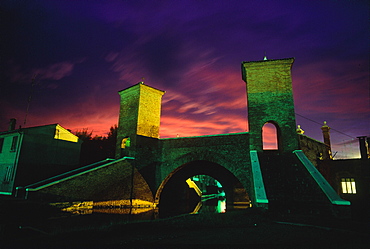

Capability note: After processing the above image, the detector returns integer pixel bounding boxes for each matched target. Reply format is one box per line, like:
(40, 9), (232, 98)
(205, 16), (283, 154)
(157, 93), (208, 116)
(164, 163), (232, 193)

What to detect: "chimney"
(321, 121), (332, 159)
(357, 136), (369, 160)
(8, 118), (16, 131)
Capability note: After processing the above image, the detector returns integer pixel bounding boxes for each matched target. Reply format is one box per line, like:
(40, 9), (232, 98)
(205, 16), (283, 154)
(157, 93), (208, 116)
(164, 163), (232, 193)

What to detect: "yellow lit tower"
(115, 82), (165, 158)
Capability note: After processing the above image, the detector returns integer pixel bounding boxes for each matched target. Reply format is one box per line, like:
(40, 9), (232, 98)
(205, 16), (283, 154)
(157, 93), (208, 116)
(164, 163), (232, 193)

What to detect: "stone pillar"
(321, 121), (333, 159)
(115, 82), (165, 158)
(241, 58), (298, 152)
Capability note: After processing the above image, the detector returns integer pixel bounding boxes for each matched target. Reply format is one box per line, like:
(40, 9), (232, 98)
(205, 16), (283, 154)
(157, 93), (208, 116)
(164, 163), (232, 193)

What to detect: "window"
(10, 136), (18, 152)
(262, 122), (278, 150)
(4, 166), (15, 183)
(0, 138), (4, 153)
(341, 178), (356, 194)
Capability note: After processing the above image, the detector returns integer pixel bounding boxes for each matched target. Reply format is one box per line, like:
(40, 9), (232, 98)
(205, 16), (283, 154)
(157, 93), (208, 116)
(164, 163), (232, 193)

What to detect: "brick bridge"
(20, 58), (350, 216)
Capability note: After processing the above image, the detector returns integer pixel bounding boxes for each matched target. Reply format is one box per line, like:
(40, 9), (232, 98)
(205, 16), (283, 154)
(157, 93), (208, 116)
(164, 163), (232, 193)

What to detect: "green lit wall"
(242, 58), (299, 152)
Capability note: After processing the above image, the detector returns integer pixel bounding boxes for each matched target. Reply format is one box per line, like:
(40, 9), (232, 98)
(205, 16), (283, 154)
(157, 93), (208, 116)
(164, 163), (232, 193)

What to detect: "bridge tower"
(115, 82), (165, 158)
(241, 58), (298, 152)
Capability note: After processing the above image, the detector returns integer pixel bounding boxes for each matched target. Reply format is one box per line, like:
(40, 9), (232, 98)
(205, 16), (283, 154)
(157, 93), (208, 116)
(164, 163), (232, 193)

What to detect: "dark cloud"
(140, 32), (183, 84)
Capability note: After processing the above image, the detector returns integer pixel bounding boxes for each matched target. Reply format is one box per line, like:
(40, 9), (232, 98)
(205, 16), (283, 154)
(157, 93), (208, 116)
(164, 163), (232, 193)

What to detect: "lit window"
(341, 178), (356, 194)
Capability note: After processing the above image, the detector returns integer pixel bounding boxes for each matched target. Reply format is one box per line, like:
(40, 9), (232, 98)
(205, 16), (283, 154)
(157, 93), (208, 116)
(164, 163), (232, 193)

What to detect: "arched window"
(262, 122), (278, 150)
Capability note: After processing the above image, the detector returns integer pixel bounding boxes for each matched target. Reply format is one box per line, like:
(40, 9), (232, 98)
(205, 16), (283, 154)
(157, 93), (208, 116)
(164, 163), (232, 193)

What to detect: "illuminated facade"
(115, 82), (165, 158)
(0, 123), (82, 195)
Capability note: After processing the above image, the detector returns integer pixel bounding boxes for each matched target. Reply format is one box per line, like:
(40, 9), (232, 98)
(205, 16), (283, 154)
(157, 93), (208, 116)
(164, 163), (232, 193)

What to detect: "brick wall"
(242, 58), (299, 152)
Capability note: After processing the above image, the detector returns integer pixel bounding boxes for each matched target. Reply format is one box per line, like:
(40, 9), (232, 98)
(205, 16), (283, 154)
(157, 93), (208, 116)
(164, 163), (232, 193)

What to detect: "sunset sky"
(1, 0), (369, 159)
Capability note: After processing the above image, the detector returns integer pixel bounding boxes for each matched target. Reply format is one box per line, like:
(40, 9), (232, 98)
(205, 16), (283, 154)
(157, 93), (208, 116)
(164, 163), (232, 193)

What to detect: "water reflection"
(195, 198), (227, 214)
(14, 191), (247, 239)
(56, 196), (232, 218)
(52, 199), (155, 216)
(93, 207), (153, 215)
(54, 175), (249, 219)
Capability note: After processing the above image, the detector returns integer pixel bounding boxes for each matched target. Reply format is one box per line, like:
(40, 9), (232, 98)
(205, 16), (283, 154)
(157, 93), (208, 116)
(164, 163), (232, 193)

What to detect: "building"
(0, 121), (82, 196)
(318, 135), (369, 219)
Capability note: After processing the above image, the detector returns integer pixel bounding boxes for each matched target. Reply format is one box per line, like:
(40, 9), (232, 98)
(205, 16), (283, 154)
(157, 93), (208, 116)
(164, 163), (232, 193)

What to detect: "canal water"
(57, 175), (249, 221)
(10, 175), (250, 236)
(60, 196), (231, 219)
(7, 196), (249, 239)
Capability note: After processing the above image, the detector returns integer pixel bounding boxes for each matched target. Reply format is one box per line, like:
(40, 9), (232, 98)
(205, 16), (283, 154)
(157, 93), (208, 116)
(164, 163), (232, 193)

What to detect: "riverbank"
(3, 207), (369, 248)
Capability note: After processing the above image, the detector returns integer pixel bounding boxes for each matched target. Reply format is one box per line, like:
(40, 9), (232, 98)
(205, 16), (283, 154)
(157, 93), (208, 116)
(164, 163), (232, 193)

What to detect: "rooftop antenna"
(24, 74), (38, 127)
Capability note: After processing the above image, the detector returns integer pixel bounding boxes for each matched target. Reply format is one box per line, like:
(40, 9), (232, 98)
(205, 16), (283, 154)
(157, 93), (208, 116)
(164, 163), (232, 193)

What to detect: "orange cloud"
(160, 113), (248, 138)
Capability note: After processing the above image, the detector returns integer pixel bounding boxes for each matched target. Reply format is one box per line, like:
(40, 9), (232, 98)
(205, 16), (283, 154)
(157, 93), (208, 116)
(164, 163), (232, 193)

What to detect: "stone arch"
(262, 121), (281, 151)
(155, 153), (251, 211)
(156, 149), (252, 202)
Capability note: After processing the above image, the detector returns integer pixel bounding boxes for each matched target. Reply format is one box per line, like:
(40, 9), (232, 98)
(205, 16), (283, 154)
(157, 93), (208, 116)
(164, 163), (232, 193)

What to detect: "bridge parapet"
(17, 157), (154, 203)
(250, 150), (269, 209)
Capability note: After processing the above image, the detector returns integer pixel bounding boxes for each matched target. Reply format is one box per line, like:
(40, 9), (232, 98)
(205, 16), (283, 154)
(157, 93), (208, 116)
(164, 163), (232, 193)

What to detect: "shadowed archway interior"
(157, 160), (250, 217)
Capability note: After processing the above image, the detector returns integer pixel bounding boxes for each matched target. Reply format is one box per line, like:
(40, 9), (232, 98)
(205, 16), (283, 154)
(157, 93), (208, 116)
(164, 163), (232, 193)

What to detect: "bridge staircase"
(13, 157), (154, 203)
(15, 158), (116, 199)
(257, 150), (348, 216)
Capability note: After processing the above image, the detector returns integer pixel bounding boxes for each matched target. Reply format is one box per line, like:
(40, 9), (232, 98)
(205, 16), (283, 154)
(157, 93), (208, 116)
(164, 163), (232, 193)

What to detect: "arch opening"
(188, 175), (226, 214)
(262, 122), (279, 150)
(156, 160), (250, 218)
